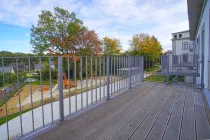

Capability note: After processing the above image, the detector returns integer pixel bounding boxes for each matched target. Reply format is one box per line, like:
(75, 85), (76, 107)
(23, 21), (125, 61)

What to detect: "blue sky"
(0, 0), (189, 53)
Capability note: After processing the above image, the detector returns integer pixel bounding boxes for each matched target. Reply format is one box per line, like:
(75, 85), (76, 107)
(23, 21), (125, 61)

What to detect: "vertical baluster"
(114, 56), (116, 93)
(2, 58), (9, 139)
(74, 56), (77, 112)
(58, 57), (64, 121)
(67, 57), (71, 115)
(29, 57), (35, 130)
(49, 58), (54, 121)
(80, 57), (83, 109)
(91, 57), (93, 104)
(39, 57), (45, 126)
(111, 56), (112, 95)
(103, 57), (105, 98)
(86, 57), (88, 107)
(95, 57), (97, 102)
(99, 57), (101, 100)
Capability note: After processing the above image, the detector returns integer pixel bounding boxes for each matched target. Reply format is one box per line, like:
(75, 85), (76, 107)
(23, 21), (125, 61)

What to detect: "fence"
(0, 55), (144, 140)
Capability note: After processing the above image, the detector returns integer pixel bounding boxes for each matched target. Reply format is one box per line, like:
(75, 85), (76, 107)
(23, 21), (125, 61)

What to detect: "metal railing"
(143, 55), (203, 87)
(0, 55), (143, 140)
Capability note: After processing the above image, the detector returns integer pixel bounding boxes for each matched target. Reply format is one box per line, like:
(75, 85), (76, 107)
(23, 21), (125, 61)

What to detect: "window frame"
(182, 42), (188, 50)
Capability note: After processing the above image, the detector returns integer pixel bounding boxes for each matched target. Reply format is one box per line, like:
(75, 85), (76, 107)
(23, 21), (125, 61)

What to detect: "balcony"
(32, 82), (210, 140)
(0, 55), (209, 140)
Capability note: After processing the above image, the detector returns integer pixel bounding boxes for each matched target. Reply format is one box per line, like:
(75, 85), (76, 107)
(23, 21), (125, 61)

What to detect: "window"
(174, 35), (177, 39)
(179, 34), (182, 38)
(182, 42), (188, 50)
(182, 54), (188, 62)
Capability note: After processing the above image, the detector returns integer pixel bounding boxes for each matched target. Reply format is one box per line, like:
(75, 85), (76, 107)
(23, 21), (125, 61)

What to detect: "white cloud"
(0, 0), (189, 52)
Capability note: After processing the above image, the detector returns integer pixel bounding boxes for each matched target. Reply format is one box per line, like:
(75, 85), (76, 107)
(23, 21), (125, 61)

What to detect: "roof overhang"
(187, 0), (204, 40)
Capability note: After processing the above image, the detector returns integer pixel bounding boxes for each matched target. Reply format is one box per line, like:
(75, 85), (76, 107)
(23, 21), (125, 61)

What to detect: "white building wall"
(173, 39), (194, 55)
(195, 0), (210, 89)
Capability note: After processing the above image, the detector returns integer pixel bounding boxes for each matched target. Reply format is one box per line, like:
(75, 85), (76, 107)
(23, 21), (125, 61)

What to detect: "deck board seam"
(110, 85), (172, 140)
(92, 84), (166, 140)
(42, 82), (152, 140)
(56, 83), (158, 140)
(160, 87), (181, 140)
(142, 86), (179, 140)
(178, 88), (187, 140)
(77, 83), (161, 140)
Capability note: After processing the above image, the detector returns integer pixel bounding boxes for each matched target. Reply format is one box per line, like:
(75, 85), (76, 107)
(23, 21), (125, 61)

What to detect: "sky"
(0, 0), (189, 53)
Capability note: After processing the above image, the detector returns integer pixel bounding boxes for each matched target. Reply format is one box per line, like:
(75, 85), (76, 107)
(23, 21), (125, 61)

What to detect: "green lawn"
(144, 75), (184, 83)
(144, 75), (166, 82)
(0, 109), (31, 126)
(29, 80), (57, 85)
(145, 65), (160, 72)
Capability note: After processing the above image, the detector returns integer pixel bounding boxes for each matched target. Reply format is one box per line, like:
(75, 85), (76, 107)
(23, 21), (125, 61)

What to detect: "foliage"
(129, 33), (163, 56)
(0, 51), (36, 66)
(0, 72), (26, 87)
(103, 37), (122, 55)
(30, 7), (102, 56)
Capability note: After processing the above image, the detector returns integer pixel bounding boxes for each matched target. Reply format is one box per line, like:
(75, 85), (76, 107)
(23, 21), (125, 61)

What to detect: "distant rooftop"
(171, 30), (189, 35)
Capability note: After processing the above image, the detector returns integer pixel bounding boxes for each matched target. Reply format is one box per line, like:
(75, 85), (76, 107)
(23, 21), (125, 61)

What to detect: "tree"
(103, 37), (122, 55)
(129, 33), (163, 56)
(30, 7), (102, 56)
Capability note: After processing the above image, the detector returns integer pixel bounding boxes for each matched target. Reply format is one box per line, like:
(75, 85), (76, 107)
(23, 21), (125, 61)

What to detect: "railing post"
(58, 56), (64, 122)
(129, 56), (132, 88)
(201, 55), (204, 88)
(106, 56), (111, 100)
(167, 56), (170, 85)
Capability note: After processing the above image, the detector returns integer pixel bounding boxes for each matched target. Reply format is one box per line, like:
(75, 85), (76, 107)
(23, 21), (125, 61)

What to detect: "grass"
(0, 109), (31, 126)
(144, 75), (166, 82)
(144, 75), (185, 83)
(29, 80), (57, 85)
(145, 65), (160, 72)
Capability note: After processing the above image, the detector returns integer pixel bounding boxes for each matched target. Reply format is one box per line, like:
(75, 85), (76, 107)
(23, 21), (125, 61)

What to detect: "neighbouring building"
(34, 64), (45, 71)
(0, 67), (15, 73)
(165, 50), (172, 55)
(9, 63), (26, 71)
(171, 30), (195, 56)
(187, 0), (209, 90)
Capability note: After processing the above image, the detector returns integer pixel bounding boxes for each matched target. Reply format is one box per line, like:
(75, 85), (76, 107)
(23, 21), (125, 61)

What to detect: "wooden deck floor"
(33, 82), (210, 140)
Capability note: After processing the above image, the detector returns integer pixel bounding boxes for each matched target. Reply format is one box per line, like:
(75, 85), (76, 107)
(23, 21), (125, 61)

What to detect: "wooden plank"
(80, 84), (167, 140)
(67, 84), (165, 140)
(35, 82), (158, 140)
(112, 85), (175, 140)
(129, 85), (178, 140)
(146, 86), (181, 140)
(180, 87), (196, 140)
(96, 83), (168, 140)
(194, 91), (210, 139)
(162, 87), (186, 140)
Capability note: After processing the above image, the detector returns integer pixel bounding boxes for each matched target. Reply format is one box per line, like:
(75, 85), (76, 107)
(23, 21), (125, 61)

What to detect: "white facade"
(195, 0), (210, 89)
(188, 0), (210, 89)
(171, 30), (194, 56)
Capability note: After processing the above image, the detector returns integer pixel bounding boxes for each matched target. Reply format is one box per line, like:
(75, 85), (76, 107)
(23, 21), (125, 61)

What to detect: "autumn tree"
(129, 33), (163, 56)
(129, 33), (163, 68)
(30, 7), (102, 56)
(103, 37), (122, 55)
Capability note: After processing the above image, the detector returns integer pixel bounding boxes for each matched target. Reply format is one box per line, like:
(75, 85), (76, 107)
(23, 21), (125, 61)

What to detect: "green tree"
(103, 37), (122, 55)
(30, 7), (102, 56)
(129, 33), (163, 56)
